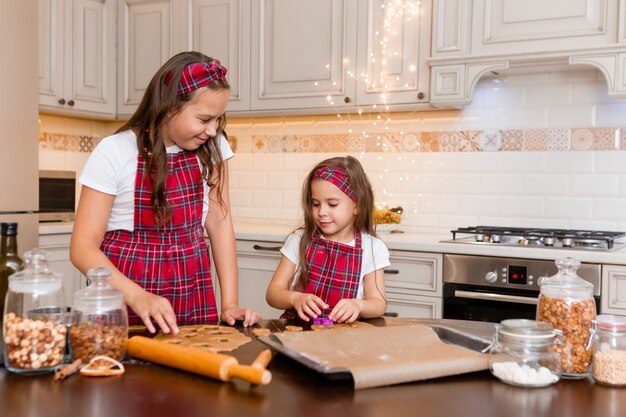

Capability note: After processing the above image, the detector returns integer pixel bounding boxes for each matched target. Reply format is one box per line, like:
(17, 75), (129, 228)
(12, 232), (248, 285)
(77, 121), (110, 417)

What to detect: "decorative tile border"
(40, 128), (623, 154)
(39, 132), (239, 154)
(248, 128), (624, 153)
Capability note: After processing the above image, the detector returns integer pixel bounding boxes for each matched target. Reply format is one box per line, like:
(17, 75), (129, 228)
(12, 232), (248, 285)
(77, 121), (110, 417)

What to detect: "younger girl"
(266, 156), (390, 323)
(70, 51), (260, 334)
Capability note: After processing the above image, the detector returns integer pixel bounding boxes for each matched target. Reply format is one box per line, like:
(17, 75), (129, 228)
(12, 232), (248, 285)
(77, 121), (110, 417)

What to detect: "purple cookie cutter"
(313, 317), (334, 326)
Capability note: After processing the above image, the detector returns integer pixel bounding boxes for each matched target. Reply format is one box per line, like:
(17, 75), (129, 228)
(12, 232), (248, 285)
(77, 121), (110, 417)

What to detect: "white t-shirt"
(280, 229), (391, 299)
(79, 129), (234, 232)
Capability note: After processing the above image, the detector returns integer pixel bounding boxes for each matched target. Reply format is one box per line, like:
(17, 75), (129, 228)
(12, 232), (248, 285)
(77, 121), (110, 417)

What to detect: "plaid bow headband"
(176, 60), (228, 96)
(313, 166), (357, 202)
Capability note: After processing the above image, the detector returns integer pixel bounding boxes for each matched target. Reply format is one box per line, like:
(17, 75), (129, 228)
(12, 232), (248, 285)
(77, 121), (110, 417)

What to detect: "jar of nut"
(536, 257), (596, 379)
(589, 314), (626, 387)
(70, 267), (128, 362)
(3, 249), (67, 374)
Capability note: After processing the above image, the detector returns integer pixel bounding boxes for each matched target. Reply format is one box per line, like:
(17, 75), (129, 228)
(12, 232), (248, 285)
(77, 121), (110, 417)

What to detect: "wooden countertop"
(0, 319), (622, 417)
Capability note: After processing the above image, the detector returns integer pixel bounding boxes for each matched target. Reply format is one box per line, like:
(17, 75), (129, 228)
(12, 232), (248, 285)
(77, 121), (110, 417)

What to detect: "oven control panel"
(444, 254), (601, 295)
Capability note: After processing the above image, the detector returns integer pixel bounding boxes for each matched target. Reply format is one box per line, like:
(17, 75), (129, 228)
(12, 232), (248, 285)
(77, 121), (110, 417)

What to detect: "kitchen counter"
(0, 318), (622, 417)
(38, 221), (626, 265)
(233, 222), (626, 265)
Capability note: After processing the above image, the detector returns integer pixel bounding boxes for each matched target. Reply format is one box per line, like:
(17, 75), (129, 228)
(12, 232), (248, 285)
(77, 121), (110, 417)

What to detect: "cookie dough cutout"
(252, 328), (272, 337)
(285, 325), (303, 332)
(311, 321), (374, 331)
(155, 324), (250, 352)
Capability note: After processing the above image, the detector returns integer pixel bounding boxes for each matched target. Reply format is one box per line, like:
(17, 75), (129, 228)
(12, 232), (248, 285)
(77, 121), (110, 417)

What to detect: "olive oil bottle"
(0, 222), (24, 321)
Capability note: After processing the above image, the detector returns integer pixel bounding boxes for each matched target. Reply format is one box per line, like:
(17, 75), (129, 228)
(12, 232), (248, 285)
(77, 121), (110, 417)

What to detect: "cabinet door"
(39, 234), (84, 308)
(356, 0), (431, 106)
(471, 0), (618, 56)
(38, 0), (65, 108)
(250, 0), (358, 111)
(602, 264), (626, 315)
(385, 250), (442, 296)
(65, 0), (117, 115)
(118, 0), (174, 117)
(181, 0), (251, 111)
(236, 240), (283, 319)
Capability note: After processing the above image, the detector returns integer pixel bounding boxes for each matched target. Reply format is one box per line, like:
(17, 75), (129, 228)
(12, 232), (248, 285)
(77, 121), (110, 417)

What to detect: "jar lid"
(594, 314), (626, 331)
(73, 267), (124, 313)
(8, 249), (62, 294)
(497, 319), (560, 347)
(539, 257), (593, 292)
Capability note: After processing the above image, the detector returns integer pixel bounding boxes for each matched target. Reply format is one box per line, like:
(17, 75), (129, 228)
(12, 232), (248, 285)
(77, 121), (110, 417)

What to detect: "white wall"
(39, 67), (626, 233)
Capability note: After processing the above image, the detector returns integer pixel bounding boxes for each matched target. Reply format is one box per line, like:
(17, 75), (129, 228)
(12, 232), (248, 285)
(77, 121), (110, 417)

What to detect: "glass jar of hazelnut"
(536, 257), (596, 379)
(69, 267), (128, 362)
(3, 249), (67, 374)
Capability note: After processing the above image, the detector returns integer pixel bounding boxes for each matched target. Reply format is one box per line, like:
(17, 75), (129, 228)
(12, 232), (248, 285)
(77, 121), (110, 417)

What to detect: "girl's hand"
(221, 305), (262, 327)
(126, 288), (179, 335)
(291, 293), (328, 321)
(329, 299), (363, 323)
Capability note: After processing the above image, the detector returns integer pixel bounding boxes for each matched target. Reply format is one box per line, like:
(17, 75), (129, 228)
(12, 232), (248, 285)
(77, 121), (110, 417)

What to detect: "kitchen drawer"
(384, 251), (443, 296)
(386, 292), (442, 319)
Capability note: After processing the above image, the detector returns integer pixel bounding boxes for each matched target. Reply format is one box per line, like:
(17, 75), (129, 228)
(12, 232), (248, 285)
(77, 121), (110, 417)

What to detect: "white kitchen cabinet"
(39, 232), (85, 308)
(355, 0), (431, 106)
(117, 0), (182, 117)
(384, 250), (442, 318)
(250, 0), (358, 111)
(38, 0), (117, 117)
(601, 264), (626, 316)
(429, 0), (626, 105)
(235, 240), (283, 319)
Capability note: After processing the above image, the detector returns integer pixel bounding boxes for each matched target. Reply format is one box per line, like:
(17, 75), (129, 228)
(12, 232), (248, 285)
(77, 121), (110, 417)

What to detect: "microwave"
(39, 170), (76, 222)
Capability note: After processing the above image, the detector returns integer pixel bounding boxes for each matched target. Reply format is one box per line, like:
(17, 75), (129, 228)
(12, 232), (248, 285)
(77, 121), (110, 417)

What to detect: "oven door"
(443, 283), (539, 323)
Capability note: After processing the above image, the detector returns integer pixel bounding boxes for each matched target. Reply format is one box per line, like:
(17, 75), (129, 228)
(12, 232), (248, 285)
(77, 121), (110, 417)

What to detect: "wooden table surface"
(0, 319), (623, 417)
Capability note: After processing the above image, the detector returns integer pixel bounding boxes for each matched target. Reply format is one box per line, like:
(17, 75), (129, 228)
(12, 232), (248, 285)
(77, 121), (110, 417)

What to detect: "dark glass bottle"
(0, 222), (24, 321)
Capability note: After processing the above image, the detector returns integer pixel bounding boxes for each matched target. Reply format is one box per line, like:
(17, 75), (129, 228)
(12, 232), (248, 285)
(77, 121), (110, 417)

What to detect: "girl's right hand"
(126, 288), (179, 335)
(291, 293), (328, 321)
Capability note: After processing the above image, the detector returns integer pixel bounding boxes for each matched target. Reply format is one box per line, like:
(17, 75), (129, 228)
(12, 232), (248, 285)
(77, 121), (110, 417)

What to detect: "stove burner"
(448, 226), (626, 252)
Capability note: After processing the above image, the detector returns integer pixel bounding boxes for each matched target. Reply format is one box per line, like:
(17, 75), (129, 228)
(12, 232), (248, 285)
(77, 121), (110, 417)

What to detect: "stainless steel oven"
(440, 225), (617, 323)
(442, 254), (601, 323)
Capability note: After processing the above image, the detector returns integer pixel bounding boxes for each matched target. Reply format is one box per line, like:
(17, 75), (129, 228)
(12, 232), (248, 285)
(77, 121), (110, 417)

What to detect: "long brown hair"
(116, 51), (230, 226)
(294, 156), (377, 290)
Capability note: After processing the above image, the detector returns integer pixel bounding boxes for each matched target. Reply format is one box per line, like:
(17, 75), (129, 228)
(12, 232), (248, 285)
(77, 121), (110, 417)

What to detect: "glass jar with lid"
(536, 257), (596, 378)
(2, 249), (67, 374)
(489, 319), (563, 387)
(69, 267), (128, 362)
(588, 314), (626, 386)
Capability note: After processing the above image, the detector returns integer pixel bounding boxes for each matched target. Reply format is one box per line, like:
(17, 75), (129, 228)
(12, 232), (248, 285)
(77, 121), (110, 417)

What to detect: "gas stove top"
(442, 226), (626, 252)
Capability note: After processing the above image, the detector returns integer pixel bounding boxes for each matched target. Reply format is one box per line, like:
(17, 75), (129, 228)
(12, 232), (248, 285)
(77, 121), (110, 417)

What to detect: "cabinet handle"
(383, 312), (399, 317)
(67, 100), (75, 107)
(58, 98), (66, 105)
(384, 269), (400, 275)
(252, 244), (281, 252)
(344, 96), (351, 104)
(417, 92), (425, 100)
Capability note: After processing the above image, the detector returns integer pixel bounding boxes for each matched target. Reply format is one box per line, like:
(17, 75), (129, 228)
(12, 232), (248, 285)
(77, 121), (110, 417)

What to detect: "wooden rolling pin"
(127, 336), (272, 385)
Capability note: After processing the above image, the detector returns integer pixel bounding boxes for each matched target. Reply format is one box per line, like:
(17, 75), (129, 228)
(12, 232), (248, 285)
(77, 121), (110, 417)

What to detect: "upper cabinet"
(430, 0), (626, 106)
(117, 0), (180, 118)
(39, 0), (117, 118)
(249, 0), (431, 113)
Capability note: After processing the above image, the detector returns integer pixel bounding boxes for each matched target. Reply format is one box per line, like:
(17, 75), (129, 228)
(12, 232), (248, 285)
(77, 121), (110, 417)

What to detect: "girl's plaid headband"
(167, 60), (228, 96)
(313, 166), (357, 202)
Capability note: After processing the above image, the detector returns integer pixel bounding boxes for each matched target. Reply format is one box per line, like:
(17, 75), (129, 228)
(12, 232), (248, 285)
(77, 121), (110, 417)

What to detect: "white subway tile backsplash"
(500, 106), (549, 129)
(237, 171), (268, 188)
(480, 174), (524, 194)
(252, 190), (283, 208)
(418, 194), (459, 215)
(571, 175), (618, 196)
(593, 198), (626, 220)
(547, 104), (595, 128)
(523, 174), (570, 195)
(229, 189), (252, 207)
(595, 152), (626, 173)
(545, 152), (594, 173)
(457, 195), (501, 215)
(545, 197), (593, 219)
(500, 196), (545, 217)
(596, 101), (626, 126)
(526, 83), (572, 106)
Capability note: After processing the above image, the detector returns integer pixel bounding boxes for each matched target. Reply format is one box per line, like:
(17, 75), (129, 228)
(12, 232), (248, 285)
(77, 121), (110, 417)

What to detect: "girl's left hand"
(329, 299), (363, 323)
(220, 305), (262, 327)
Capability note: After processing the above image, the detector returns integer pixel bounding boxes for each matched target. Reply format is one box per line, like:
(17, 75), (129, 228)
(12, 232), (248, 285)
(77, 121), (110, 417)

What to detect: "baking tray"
(257, 324), (492, 380)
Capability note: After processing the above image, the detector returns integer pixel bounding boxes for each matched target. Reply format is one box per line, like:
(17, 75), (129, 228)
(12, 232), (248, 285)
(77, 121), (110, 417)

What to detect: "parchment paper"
(274, 324), (490, 389)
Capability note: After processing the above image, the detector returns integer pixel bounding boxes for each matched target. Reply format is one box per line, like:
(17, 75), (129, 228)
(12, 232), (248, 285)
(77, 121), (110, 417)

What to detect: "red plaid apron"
(282, 230), (363, 319)
(101, 151), (218, 326)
